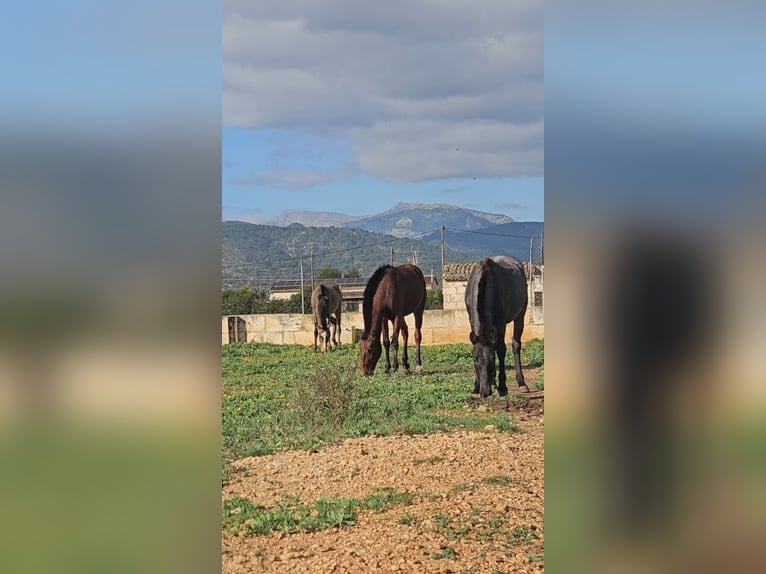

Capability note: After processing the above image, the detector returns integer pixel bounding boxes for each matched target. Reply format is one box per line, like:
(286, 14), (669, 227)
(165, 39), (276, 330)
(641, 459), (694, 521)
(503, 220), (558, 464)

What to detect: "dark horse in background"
(465, 256), (529, 397)
(311, 283), (343, 353)
(360, 264), (426, 375)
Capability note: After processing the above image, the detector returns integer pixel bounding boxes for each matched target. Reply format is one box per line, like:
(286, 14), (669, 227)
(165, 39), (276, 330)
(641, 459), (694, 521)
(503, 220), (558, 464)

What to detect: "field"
(222, 340), (544, 573)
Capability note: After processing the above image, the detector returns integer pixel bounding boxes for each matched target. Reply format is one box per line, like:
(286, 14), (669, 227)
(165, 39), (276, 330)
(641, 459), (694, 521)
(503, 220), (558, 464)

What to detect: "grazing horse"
(465, 256), (529, 397)
(311, 284), (343, 353)
(360, 264), (426, 375)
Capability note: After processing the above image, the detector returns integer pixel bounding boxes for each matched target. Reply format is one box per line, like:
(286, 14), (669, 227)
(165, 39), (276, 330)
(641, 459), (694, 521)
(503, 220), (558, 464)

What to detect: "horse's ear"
(488, 329), (496, 344)
(469, 332), (477, 344)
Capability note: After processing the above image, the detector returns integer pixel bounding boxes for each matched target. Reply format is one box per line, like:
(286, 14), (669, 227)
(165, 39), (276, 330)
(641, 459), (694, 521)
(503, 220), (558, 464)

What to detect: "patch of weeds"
(294, 362), (357, 431)
(434, 514), (451, 528)
(528, 554), (544, 563)
(361, 487), (414, 511)
(449, 482), (474, 494)
(426, 493), (444, 502)
(534, 369), (544, 391)
(481, 475), (515, 487)
(412, 455), (446, 465)
(432, 547), (457, 560)
(397, 513), (419, 527)
(522, 338), (544, 368)
(510, 524), (536, 545)
(223, 488), (413, 537)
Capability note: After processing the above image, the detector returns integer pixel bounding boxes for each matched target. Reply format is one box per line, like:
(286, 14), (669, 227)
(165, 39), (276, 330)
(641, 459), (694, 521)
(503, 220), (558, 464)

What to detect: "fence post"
(300, 256), (305, 314)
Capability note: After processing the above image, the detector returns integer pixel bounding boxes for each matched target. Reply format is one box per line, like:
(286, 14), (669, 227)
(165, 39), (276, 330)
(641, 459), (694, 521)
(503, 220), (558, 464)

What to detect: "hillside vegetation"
(222, 222), (481, 289)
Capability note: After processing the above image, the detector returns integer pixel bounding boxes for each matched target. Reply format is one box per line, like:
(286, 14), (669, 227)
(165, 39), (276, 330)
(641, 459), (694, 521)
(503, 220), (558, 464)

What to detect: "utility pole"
(310, 248), (314, 293)
(390, 247), (394, 266)
(300, 256), (305, 314)
(440, 225), (445, 282)
(412, 250), (418, 266)
(528, 237), (533, 281)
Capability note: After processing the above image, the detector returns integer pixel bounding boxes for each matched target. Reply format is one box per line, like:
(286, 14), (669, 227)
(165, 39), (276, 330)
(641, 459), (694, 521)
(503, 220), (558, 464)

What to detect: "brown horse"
(311, 284), (343, 353)
(465, 256), (529, 397)
(360, 264), (426, 375)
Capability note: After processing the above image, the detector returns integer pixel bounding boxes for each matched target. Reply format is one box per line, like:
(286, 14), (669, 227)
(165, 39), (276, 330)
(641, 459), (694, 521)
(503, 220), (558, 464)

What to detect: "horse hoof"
(415, 365), (422, 373)
(498, 387), (508, 397)
(518, 384), (530, 393)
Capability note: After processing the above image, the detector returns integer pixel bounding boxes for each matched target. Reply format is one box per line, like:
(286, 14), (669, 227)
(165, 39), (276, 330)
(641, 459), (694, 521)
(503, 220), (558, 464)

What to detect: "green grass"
(223, 487), (413, 537)
(432, 547), (457, 560)
(397, 513), (419, 526)
(222, 340), (544, 469)
(481, 475), (515, 487)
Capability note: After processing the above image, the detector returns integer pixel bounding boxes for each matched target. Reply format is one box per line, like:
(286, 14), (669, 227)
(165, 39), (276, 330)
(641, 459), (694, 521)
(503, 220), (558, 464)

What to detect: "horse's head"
(359, 335), (381, 376)
(470, 328), (496, 397)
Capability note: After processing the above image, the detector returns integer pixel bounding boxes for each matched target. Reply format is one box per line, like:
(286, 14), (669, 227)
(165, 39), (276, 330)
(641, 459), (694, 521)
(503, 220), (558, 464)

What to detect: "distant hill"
(277, 210), (358, 227)
(222, 221), (485, 290)
(232, 202), (517, 237)
(420, 222), (544, 263)
(342, 202), (514, 237)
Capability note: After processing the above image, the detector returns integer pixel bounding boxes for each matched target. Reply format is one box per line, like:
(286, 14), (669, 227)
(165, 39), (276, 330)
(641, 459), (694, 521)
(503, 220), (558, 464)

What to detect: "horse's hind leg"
(391, 317), (401, 373)
(313, 324), (319, 352)
(334, 311), (341, 347)
(413, 309), (423, 371)
(383, 320), (392, 374)
(512, 314), (528, 392)
(399, 319), (410, 371)
(496, 323), (508, 396)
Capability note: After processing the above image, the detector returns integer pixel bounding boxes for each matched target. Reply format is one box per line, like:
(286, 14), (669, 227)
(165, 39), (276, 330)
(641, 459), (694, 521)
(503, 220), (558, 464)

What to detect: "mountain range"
(222, 203), (542, 290)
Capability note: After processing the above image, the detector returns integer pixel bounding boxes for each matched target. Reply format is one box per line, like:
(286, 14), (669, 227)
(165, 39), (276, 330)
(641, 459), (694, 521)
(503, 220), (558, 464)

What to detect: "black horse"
(465, 256), (529, 397)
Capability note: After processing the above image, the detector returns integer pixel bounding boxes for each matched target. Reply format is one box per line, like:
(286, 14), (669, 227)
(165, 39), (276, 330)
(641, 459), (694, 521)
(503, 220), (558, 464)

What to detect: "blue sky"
(223, 1), (543, 223)
(222, 127), (543, 221)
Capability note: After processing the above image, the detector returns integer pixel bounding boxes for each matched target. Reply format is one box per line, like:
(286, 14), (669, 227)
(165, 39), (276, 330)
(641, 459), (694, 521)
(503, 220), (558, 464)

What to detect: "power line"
(443, 227), (542, 240)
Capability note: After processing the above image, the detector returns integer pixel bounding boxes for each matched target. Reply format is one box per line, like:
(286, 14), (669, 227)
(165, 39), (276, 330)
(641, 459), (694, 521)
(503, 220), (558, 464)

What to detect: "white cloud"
(228, 167), (351, 189)
(223, 0), (543, 181)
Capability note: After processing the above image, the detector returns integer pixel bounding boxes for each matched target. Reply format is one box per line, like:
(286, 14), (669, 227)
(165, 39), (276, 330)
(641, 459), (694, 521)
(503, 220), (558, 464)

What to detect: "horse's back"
(395, 264), (426, 313)
(466, 256), (527, 328)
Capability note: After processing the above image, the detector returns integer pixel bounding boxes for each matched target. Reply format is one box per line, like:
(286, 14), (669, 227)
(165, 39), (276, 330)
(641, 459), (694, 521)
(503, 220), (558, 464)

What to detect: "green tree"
(317, 266), (343, 280)
(344, 268), (361, 278)
(424, 288), (443, 310)
(222, 285), (268, 315)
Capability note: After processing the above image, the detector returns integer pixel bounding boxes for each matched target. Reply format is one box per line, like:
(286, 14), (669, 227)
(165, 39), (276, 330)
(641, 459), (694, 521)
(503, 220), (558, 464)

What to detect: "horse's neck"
(368, 309), (386, 339)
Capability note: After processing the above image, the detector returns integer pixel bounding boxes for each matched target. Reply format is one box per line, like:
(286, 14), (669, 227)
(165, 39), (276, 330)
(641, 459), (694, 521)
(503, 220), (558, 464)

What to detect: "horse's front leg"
(382, 320), (392, 374)
(313, 324), (319, 352)
(334, 312), (341, 347)
(323, 326), (330, 353)
(512, 316), (528, 392)
(496, 324), (508, 396)
(399, 319), (410, 371)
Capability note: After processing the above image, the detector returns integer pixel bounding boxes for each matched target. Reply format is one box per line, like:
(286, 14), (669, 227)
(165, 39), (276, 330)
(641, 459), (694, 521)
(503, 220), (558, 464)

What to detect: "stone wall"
(222, 309), (543, 346)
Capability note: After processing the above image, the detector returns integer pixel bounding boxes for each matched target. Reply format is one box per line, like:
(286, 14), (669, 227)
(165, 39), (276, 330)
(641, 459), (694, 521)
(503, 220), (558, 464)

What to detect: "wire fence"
(222, 225), (544, 292)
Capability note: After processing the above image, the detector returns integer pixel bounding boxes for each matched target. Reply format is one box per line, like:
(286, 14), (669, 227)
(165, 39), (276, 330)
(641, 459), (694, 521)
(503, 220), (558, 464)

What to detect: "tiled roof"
(442, 262), (478, 282)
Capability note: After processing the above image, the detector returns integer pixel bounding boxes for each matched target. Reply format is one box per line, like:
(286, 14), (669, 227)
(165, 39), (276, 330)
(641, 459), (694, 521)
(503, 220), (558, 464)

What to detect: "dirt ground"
(222, 396), (544, 573)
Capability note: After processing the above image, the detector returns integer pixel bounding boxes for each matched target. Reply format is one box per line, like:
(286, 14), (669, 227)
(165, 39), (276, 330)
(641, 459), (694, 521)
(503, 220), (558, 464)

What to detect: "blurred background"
(0, 1), (221, 572)
(546, 1), (766, 572)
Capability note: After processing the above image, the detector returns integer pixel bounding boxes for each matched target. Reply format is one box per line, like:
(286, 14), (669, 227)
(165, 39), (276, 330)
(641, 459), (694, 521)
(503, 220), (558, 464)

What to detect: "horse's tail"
(316, 285), (329, 331)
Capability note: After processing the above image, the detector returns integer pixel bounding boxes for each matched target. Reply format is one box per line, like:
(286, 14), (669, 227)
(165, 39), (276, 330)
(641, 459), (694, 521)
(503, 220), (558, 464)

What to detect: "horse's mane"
(362, 265), (392, 339)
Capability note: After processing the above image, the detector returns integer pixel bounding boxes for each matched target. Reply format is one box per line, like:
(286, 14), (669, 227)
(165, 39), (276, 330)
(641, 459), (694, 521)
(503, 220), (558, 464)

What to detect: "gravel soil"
(222, 396), (544, 573)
